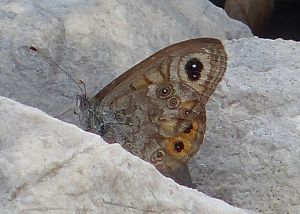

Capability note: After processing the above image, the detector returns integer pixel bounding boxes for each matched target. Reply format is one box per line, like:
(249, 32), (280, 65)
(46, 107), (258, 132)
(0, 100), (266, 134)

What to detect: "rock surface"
(0, 97), (251, 214)
(1, 0), (299, 214)
(190, 37), (300, 213)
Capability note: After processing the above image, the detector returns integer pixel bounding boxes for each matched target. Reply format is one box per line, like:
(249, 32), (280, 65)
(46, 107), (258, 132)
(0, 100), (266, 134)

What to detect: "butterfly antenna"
(78, 79), (87, 98)
(28, 46), (87, 119)
(28, 46), (85, 94)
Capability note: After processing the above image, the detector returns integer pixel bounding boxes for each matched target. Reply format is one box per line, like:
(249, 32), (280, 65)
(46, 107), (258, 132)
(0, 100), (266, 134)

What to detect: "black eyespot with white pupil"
(156, 84), (173, 99)
(185, 58), (203, 81)
(174, 141), (184, 153)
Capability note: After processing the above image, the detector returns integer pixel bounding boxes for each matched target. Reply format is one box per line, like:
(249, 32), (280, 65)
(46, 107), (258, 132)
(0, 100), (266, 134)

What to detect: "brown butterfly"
(74, 38), (227, 187)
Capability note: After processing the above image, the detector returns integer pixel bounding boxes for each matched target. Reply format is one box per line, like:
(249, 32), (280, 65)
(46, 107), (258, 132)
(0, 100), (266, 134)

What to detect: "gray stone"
(3, 0), (299, 213)
(0, 97), (252, 214)
(190, 37), (300, 213)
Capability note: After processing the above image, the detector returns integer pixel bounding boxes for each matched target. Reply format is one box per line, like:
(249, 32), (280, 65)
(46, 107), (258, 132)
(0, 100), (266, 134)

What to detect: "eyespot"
(164, 137), (192, 160)
(180, 100), (202, 119)
(166, 96), (181, 109)
(156, 84), (174, 99)
(174, 140), (184, 153)
(182, 123), (193, 134)
(184, 109), (192, 116)
(181, 108), (197, 119)
(150, 150), (165, 163)
(185, 58), (203, 81)
(156, 150), (164, 158)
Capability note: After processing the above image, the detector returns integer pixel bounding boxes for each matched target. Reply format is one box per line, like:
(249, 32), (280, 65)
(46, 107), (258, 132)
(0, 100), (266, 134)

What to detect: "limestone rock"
(0, 97), (251, 214)
(2, 0), (299, 213)
(190, 37), (300, 213)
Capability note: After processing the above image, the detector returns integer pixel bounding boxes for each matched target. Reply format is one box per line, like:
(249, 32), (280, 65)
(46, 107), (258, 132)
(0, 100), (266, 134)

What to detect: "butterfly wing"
(78, 38), (227, 184)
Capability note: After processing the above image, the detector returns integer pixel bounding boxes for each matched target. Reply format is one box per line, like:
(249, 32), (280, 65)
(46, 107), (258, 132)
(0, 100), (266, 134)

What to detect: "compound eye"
(156, 84), (174, 99)
(185, 58), (203, 81)
(77, 95), (89, 111)
(81, 100), (88, 108)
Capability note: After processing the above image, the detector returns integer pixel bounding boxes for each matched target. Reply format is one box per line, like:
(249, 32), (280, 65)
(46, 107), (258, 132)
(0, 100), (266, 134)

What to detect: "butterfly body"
(77, 38), (227, 185)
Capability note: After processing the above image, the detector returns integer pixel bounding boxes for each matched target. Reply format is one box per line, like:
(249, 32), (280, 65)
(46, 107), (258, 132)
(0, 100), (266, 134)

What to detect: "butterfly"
(28, 38), (227, 187)
(74, 38), (227, 187)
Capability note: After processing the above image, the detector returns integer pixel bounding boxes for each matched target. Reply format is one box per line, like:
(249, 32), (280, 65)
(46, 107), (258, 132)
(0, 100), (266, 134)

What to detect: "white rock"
(0, 97), (251, 214)
(190, 37), (300, 214)
(2, 0), (300, 213)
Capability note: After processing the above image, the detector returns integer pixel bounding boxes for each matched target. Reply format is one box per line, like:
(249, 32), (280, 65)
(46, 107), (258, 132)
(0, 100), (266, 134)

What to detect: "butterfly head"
(75, 93), (94, 132)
